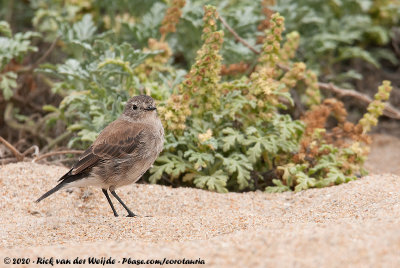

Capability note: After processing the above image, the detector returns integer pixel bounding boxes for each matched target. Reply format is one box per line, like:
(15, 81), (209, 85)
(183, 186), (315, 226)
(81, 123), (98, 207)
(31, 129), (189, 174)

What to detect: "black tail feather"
(36, 168), (89, 203)
(36, 181), (66, 203)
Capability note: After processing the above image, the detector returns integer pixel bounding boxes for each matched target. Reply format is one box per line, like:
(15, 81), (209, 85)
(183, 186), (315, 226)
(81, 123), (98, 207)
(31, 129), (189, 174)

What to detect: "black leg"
(102, 189), (119, 217)
(110, 190), (136, 217)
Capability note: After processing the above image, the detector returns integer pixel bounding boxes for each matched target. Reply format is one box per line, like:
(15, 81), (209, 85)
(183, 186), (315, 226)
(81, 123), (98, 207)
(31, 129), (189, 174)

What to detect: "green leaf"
(244, 135), (278, 164)
(245, 126), (258, 136)
(247, 141), (262, 164)
(193, 170), (228, 193)
(0, 25), (39, 69)
(184, 149), (215, 170)
(217, 153), (252, 190)
(42, 105), (59, 112)
(221, 127), (244, 152)
(0, 72), (17, 100)
(338, 47), (379, 68)
(149, 153), (189, 183)
(0, 21), (12, 38)
(265, 179), (291, 193)
(294, 173), (316, 192)
(78, 129), (98, 142)
(182, 173), (197, 182)
(67, 124), (84, 131)
(73, 14), (97, 41)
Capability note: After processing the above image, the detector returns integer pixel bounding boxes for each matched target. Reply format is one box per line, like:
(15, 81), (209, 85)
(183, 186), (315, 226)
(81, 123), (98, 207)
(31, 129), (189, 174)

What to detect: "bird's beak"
(145, 106), (157, 111)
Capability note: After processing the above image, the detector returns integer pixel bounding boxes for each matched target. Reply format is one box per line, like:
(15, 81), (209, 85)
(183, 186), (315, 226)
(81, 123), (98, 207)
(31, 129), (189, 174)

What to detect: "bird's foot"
(126, 212), (137, 217)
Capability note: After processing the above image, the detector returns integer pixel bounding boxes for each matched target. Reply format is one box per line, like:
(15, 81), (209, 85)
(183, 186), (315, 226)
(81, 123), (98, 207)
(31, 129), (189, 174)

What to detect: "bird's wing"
(69, 120), (150, 176)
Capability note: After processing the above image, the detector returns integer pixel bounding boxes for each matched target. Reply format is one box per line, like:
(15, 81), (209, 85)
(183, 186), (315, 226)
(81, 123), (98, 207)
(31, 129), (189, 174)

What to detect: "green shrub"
(0, 21), (40, 100)
(39, 14), (177, 148)
(275, 0), (400, 83)
(28, 0), (400, 83)
(149, 7), (392, 192)
(1, 1), (394, 192)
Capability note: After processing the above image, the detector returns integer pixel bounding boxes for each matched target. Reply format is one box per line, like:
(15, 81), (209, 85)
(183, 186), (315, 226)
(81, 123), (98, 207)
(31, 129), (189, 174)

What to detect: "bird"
(36, 95), (164, 217)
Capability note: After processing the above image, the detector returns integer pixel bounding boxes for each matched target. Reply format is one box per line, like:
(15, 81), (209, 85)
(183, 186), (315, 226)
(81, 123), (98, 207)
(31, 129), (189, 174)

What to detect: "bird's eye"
(132, 104), (138, 110)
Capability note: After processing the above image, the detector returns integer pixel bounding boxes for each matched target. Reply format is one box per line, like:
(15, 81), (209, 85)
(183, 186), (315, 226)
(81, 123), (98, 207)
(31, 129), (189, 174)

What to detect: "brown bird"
(36, 95), (164, 217)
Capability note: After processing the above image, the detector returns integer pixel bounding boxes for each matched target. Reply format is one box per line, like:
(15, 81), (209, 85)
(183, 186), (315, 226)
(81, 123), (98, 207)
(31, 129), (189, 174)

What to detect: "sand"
(0, 134), (400, 267)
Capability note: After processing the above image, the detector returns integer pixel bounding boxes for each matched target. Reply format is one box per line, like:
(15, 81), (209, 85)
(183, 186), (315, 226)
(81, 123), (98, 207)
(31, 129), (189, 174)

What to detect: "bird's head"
(123, 95), (158, 121)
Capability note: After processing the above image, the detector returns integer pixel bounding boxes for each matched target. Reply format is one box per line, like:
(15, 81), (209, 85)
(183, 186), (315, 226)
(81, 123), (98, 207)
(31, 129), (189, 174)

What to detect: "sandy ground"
(365, 134), (400, 175)
(0, 134), (400, 267)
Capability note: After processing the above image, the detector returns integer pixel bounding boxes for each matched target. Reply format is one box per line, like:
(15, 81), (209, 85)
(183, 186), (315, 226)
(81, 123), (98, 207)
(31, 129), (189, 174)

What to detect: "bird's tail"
(36, 167), (91, 203)
(36, 181), (66, 203)
(36, 169), (76, 203)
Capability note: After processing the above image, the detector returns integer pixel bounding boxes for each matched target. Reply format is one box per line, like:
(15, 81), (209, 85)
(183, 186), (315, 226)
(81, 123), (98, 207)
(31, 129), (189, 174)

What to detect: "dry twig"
(4, 103), (50, 143)
(41, 131), (72, 153)
(391, 28), (400, 58)
(218, 18), (400, 120)
(1, 157), (19, 165)
(318, 82), (400, 120)
(219, 16), (261, 55)
(17, 36), (60, 73)
(0, 136), (24, 161)
(33, 150), (84, 163)
(279, 63), (400, 119)
(22, 145), (40, 157)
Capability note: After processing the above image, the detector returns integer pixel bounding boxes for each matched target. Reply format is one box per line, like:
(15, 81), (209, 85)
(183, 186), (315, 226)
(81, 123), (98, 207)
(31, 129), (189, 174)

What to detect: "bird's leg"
(110, 190), (136, 217)
(102, 189), (119, 217)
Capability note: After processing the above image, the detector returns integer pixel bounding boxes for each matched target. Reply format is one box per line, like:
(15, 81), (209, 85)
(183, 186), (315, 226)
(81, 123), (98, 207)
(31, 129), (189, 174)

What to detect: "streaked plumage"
(36, 95), (164, 217)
